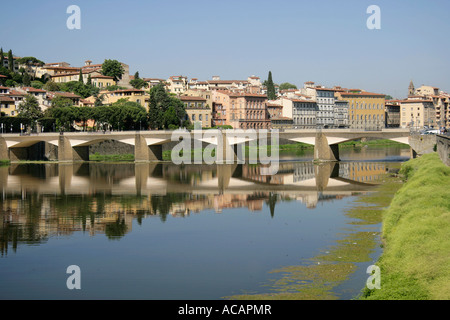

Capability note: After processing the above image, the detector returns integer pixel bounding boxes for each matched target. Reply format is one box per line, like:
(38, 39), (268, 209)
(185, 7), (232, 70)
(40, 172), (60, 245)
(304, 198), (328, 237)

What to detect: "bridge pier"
(58, 136), (89, 162)
(314, 133), (340, 162)
(135, 134), (163, 162)
(0, 138), (9, 161)
(216, 133), (240, 164)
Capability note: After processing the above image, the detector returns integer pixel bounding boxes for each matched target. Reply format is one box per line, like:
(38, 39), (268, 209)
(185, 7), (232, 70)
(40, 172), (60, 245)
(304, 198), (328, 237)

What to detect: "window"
(192, 114), (195, 121)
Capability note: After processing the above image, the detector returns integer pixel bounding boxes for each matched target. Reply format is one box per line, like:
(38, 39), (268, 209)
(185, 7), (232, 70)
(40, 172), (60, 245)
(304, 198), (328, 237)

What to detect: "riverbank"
(361, 152), (450, 300)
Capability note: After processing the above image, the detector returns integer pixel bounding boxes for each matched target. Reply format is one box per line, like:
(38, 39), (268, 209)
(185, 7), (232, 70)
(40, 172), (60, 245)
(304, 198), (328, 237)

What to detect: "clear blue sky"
(1, 0), (449, 98)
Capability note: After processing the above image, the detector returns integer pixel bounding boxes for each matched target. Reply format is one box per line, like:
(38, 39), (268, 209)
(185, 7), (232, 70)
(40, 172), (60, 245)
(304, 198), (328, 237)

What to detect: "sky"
(1, 0), (449, 99)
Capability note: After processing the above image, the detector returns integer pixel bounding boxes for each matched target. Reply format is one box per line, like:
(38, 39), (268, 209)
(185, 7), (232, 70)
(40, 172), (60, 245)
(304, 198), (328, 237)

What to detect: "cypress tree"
(266, 71), (276, 100)
(78, 68), (84, 83)
(8, 50), (14, 72)
(23, 72), (31, 86)
(0, 48), (4, 67)
(86, 74), (92, 86)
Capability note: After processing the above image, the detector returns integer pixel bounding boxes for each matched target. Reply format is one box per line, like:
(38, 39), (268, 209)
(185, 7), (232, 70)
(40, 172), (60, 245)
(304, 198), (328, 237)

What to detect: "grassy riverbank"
(339, 139), (409, 148)
(361, 152), (450, 300)
(90, 153), (134, 162)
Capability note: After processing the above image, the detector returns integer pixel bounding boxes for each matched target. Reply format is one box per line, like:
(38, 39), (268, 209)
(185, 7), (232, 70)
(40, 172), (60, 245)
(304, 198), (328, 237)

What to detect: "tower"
(408, 80), (415, 97)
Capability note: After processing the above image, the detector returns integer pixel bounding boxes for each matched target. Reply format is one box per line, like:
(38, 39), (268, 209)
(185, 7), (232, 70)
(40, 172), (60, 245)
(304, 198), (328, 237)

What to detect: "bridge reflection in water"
(0, 161), (389, 211)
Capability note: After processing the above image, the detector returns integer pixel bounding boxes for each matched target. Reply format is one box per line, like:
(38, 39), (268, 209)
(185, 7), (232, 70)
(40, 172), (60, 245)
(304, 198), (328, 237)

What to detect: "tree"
(23, 73), (31, 86)
(7, 50), (14, 72)
(17, 94), (43, 128)
(163, 106), (180, 129)
(0, 48), (4, 67)
(148, 83), (169, 129)
(49, 95), (73, 109)
(101, 59), (125, 83)
(43, 81), (61, 92)
(279, 82), (297, 91)
(266, 71), (276, 100)
(78, 69), (84, 84)
(86, 74), (92, 86)
(129, 71), (149, 89)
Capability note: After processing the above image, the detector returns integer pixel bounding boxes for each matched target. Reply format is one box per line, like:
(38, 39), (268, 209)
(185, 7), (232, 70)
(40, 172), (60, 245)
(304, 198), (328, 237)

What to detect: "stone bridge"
(0, 128), (414, 163)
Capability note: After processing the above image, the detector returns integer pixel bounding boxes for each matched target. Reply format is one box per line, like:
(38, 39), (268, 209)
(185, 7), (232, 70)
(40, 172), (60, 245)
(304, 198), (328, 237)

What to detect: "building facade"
(336, 91), (386, 130)
(399, 98), (436, 129)
(179, 95), (212, 128)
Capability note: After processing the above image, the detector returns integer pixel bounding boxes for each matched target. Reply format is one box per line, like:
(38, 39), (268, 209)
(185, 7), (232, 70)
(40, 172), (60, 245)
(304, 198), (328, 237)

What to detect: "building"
(183, 89), (213, 110)
(336, 90), (386, 130)
(266, 102), (283, 119)
(89, 89), (148, 110)
(385, 100), (401, 128)
(0, 95), (16, 116)
(399, 97), (435, 129)
(166, 76), (188, 94)
(0, 86), (26, 116)
(212, 90), (270, 129)
(334, 99), (349, 128)
(291, 99), (317, 129)
(315, 88), (336, 128)
(270, 117), (293, 130)
(412, 84), (449, 129)
(179, 95), (212, 128)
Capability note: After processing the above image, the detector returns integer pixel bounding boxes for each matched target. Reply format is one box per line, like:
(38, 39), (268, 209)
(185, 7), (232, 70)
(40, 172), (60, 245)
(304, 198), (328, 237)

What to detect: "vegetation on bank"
(89, 153), (134, 162)
(0, 159), (10, 166)
(339, 139), (409, 148)
(361, 153), (450, 300)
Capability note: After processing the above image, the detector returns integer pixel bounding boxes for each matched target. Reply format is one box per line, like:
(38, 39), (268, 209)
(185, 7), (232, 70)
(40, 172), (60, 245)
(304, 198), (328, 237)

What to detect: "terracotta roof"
(8, 90), (26, 96)
(291, 99), (316, 103)
(399, 99), (434, 104)
(51, 91), (81, 98)
(90, 75), (114, 79)
(23, 87), (46, 93)
(0, 75), (7, 78)
(339, 92), (386, 97)
(209, 80), (249, 84)
(107, 89), (145, 94)
(0, 96), (15, 102)
(179, 95), (206, 101)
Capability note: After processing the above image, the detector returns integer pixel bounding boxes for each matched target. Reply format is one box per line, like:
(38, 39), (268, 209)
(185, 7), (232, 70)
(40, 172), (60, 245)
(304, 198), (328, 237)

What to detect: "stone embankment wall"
(436, 135), (450, 166)
(409, 134), (437, 158)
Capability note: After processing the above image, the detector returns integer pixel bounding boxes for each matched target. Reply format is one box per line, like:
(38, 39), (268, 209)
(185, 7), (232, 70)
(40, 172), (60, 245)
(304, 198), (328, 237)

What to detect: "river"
(0, 145), (410, 300)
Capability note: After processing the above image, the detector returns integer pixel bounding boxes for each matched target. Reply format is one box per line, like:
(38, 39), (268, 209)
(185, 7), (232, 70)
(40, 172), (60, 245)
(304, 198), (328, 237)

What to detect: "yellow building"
(90, 89), (148, 110)
(399, 98), (435, 129)
(90, 75), (115, 89)
(336, 91), (386, 130)
(0, 95), (17, 116)
(179, 95), (212, 128)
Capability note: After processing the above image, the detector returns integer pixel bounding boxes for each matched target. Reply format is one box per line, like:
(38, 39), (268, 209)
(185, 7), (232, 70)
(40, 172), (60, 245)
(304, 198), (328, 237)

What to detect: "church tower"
(408, 80), (415, 97)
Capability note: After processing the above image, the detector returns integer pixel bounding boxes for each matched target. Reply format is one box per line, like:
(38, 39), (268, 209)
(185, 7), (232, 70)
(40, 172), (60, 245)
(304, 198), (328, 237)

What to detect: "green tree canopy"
(101, 59), (125, 83)
(147, 83), (188, 129)
(279, 82), (298, 91)
(17, 94), (43, 126)
(129, 71), (149, 89)
(7, 50), (14, 72)
(266, 71), (276, 100)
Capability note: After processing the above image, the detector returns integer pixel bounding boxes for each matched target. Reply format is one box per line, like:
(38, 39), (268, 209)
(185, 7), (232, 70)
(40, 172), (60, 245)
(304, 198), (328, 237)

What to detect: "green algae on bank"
(226, 167), (404, 300)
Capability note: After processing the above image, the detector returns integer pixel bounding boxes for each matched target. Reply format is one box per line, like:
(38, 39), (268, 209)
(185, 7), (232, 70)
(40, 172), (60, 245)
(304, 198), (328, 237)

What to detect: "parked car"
(421, 129), (441, 135)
